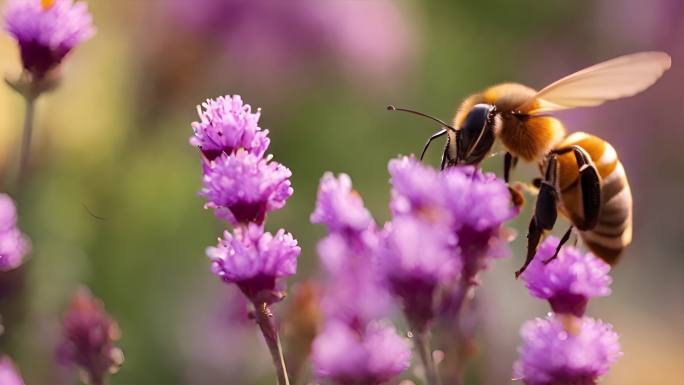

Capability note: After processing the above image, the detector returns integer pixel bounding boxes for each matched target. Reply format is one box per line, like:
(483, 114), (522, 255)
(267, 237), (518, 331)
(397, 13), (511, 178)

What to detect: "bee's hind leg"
(543, 226), (573, 264)
(516, 154), (559, 278)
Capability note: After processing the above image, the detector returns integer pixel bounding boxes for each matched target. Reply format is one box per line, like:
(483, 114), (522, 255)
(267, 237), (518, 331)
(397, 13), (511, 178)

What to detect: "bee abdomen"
(580, 162), (632, 265)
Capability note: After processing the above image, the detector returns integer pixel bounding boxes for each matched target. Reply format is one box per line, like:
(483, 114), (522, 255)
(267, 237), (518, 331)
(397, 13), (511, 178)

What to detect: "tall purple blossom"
(3, 0), (95, 79)
(201, 151), (293, 225)
(192, 94), (298, 385)
(310, 173), (410, 385)
(521, 237), (612, 316)
(190, 95), (270, 161)
(0, 356), (24, 385)
(514, 315), (621, 385)
(56, 288), (123, 385)
(0, 194), (30, 271)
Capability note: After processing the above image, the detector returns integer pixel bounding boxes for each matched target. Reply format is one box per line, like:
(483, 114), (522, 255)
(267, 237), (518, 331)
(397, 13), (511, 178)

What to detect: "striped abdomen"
(555, 132), (633, 264)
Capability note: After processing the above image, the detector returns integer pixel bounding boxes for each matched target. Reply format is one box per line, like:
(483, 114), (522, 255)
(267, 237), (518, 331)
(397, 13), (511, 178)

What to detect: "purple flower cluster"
(310, 173), (410, 385)
(56, 288), (123, 385)
(514, 315), (621, 385)
(3, 0), (95, 79)
(190, 95), (270, 161)
(521, 237), (612, 316)
(380, 156), (515, 330)
(0, 356), (24, 385)
(191, 95), (299, 306)
(515, 237), (621, 385)
(0, 194), (31, 271)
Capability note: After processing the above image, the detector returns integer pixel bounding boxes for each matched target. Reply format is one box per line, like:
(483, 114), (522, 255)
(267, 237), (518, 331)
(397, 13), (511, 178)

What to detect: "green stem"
(17, 95), (36, 189)
(254, 302), (290, 385)
(414, 328), (440, 385)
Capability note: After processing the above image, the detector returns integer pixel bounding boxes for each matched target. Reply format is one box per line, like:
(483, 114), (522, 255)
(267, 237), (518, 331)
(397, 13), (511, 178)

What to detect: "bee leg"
(516, 217), (542, 278)
(504, 152), (515, 182)
(420, 128), (448, 161)
(504, 152), (525, 207)
(572, 147), (602, 230)
(516, 155), (559, 278)
(543, 226), (573, 264)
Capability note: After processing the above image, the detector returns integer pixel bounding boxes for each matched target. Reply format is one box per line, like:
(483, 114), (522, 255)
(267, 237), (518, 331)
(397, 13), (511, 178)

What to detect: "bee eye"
(457, 104), (496, 164)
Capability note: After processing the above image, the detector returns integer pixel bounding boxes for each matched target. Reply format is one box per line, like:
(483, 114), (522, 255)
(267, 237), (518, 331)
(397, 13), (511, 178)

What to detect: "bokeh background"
(0, 0), (682, 384)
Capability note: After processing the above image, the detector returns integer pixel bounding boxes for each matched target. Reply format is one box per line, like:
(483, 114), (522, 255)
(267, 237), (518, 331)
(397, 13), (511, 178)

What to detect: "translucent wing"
(518, 52), (671, 114)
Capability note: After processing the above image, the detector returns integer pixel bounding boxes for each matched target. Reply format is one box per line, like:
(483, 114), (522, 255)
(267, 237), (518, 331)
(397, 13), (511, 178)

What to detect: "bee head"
(456, 103), (497, 165)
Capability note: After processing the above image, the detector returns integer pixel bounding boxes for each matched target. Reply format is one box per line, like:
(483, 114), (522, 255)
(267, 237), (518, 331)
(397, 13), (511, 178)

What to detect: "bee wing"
(518, 52), (671, 114)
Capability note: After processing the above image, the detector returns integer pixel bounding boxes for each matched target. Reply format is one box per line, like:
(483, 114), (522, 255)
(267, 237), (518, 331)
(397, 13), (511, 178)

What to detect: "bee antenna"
(386, 105), (457, 132)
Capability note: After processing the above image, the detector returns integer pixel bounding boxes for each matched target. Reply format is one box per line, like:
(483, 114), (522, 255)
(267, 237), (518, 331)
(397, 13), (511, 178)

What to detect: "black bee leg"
(544, 226), (573, 264)
(516, 217), (541, 278)
(532, 177), (542, 188)
(572, 147), (602, 231)
(504, 152), (524, 207)
(440, 133), (450, 170)
(516, 154), (559, 277)
(504, 152), (514, 182)
(421, 128), (448, 161)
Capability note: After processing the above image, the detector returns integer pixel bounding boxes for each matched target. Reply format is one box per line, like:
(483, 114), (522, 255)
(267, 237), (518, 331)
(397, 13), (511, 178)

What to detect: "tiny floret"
(310, 173), (374, 233)
(190, 95), (270, 161)
(208, 224), (300, 304)
(201, 150), (293, 225)
(3, 0), (95, 78)
(513, 314), (621, 385)
(521, 237), (612, 316)
(0, 194), (30, 271)
(312, 321), (410, 385)
(56, 288), (123, 385)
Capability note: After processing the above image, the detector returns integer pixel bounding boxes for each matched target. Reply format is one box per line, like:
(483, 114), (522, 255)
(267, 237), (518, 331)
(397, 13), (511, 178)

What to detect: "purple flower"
(388, 156), (448, 221)
(378, 216), (460, 331)
(388, 157), (515, 280)
(521, 237), (612, 317)
(0, 194), (30, 271)
(514, 315), (621, 385)
(0, 356), (24, 385)
(207, 224), (300, 304)
(190, 95), (270, 161)
(312, 321), (411, 385)
(201, 150), (293, 225)
(310, 173), (374, 234)
(3, 0), (95, 79)
(56, 288), (123, 385)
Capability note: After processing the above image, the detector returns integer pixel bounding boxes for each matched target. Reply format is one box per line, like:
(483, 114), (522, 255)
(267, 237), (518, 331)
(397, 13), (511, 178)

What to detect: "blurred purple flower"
(208, 224), (300, 305)
(513, 315), (621, 385)
(521, 237), (612, 317)
(190, 95), (270, 161)
(310, 172), (374, 234)
(378, 216), (459, 331)
(0, 356), (24, 385)
(163, 0), (416, 87)
(312, 173), (391, 327)
(3, 0), (95, 79)
(0, 194), (30, 271)
(388, 157), (515, 279)
(56, 287), (123, 385)
(312, 321), (411, 385)
(200, 150), (293, 225)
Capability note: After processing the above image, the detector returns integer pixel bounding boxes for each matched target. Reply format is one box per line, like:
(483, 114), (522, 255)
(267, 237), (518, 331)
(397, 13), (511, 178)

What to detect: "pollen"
(41, 0), (55, 10)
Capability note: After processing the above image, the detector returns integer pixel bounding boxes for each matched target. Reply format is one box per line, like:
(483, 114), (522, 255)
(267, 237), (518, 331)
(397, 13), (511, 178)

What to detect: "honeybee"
(388, 52), (671, 276)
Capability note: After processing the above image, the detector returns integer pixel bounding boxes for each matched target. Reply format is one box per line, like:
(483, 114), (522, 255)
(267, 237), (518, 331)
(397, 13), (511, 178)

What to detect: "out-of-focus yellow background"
(0, 1), (682, 384)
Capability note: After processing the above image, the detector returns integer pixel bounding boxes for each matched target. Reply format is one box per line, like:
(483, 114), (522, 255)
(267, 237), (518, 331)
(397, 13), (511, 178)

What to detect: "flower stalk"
(414, 328), (439, 385)
(254, 302), (290, 385)
(17, 93), (36, 188)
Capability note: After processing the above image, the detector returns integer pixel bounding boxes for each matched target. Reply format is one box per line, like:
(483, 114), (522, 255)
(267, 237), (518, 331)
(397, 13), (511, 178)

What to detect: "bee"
(388, 52), (671, 275)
